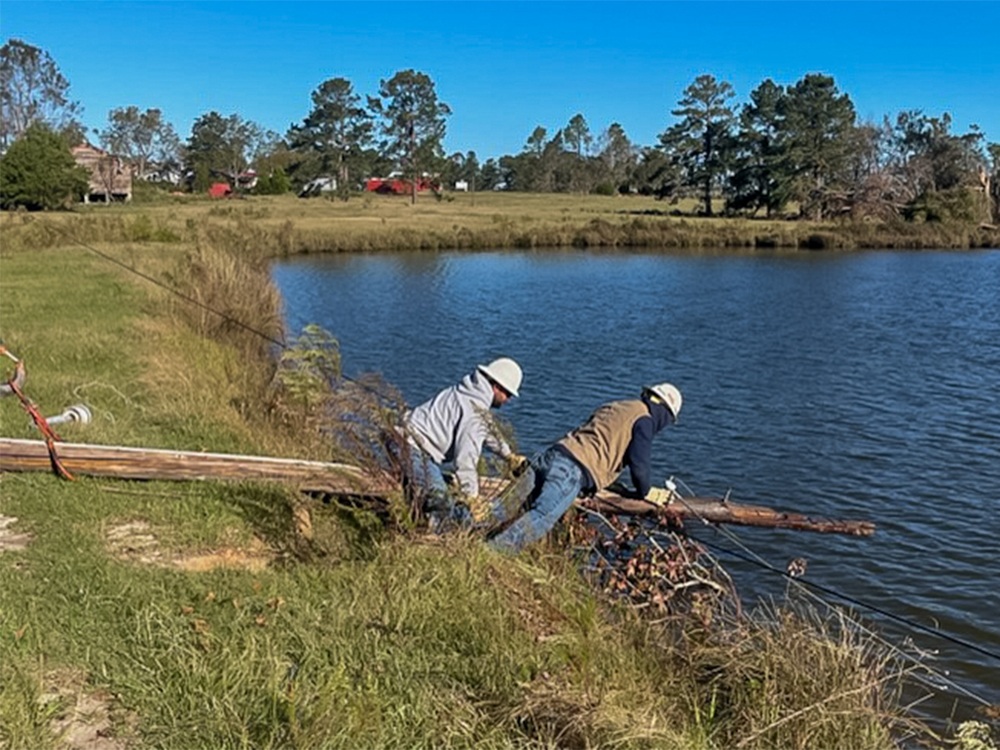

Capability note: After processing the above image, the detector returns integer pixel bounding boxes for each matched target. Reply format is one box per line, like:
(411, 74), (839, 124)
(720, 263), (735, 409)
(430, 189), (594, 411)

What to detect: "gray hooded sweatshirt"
(405, 369), (512, 497)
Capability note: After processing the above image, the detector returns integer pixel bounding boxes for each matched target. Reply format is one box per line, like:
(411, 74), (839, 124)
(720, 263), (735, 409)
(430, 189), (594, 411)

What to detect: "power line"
(40, 221), (289, 350)
(32, 220), (398, 405)
(695, 533), (1000, 667)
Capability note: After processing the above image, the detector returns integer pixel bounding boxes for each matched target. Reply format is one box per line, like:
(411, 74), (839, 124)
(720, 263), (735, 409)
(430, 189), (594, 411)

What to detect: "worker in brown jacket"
(487, 383), (682, 553)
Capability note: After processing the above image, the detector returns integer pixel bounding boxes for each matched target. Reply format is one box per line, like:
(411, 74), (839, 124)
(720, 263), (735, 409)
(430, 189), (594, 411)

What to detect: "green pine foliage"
(0, 123), (89, 210)
(253, 168), (291, 195)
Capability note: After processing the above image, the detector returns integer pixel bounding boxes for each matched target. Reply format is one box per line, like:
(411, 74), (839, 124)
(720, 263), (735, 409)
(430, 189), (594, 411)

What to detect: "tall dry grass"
(3, 191), (996, 255)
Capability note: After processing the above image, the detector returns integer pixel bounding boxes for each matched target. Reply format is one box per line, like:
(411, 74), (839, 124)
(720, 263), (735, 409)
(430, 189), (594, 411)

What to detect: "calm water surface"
(273, 249), (1000, 720)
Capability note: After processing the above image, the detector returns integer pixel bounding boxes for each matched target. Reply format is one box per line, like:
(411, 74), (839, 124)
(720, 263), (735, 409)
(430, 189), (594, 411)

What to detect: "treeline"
(2, 38), (998, 223)
(484, 74), (999, 223)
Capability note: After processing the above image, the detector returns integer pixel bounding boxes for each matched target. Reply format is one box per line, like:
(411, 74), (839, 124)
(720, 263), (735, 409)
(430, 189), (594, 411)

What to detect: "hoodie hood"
(457, 370), (495, 408)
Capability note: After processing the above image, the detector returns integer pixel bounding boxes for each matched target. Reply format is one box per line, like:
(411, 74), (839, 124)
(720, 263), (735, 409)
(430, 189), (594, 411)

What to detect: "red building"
(208, 182), (233, 198)
(365, 176), (435, 194)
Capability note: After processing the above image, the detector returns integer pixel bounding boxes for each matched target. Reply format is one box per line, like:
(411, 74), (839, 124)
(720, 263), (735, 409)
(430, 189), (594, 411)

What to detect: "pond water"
(273, 248), (1000, 722)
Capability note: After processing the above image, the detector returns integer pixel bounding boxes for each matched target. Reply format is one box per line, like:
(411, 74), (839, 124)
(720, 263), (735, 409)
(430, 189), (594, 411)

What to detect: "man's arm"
(623, 416), (654, 498)
(452, 411), (488, 497)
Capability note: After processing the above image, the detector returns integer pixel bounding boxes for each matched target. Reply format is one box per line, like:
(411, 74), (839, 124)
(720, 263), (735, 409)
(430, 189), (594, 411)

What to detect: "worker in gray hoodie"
(404, 358), (525, 528)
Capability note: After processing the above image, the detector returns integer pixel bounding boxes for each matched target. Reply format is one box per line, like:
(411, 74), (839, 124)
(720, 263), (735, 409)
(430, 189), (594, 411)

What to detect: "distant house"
(207, 169), (258, 192)
(455, 180), (469, 192)
(298, 176), (337, 197)
(235, 170), (258, 190)
(71, 143), (132, 203)
(141, 163), (184, 185)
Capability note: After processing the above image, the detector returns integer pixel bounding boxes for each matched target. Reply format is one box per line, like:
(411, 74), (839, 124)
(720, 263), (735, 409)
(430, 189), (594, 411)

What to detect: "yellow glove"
(467, 495), (495, 523)
(507, 453), (529, 475)
(645, 486), (677, 507)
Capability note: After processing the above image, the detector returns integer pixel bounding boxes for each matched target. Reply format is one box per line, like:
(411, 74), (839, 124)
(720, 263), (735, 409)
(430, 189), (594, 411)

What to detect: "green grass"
(1, 472), (912, 749)
(0, 202), (966, 748)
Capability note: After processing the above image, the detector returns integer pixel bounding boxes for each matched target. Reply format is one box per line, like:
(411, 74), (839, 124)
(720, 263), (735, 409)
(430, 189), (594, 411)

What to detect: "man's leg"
(488, 450), (583, 553)
(408, 448), (452, 527)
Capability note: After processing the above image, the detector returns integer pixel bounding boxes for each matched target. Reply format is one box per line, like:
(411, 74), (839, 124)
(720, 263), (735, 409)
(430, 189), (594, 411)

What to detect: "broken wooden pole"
(0, 437), (395, 495)
(577, 493), (876, 537)
(0, 438), (875, 536)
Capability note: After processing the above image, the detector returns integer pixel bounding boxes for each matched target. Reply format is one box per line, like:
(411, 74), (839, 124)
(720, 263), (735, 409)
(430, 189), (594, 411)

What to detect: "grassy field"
(2, 189), (996, 257)
(0, 196), (983, 748)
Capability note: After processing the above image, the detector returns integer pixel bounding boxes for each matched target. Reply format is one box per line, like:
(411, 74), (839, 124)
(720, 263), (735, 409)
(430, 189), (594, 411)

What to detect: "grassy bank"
(0, 201), (980, 748)
(1, 191), (997, 257)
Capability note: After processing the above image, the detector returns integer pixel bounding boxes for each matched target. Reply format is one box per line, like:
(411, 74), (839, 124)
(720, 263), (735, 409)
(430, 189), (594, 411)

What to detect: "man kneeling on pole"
(403, 358), (526, 530)
(486, 382), (682, 553)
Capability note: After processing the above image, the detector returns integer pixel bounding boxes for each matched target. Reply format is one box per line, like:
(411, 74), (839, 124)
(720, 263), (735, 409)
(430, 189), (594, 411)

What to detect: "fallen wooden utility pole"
(577, 493), (876, 537)
(0, 437), (396, 495)
(0, 438), (875, 536)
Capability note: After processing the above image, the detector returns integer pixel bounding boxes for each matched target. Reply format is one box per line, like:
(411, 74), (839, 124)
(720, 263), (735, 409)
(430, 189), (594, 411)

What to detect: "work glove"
(466, 495), (495, 524)
(645, 486), (677, 507)
(506, 453), (530, 476)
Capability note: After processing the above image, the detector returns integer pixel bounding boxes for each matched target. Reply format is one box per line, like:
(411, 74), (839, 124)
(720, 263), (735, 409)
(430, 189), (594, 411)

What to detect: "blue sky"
(3, 1), (997, 161)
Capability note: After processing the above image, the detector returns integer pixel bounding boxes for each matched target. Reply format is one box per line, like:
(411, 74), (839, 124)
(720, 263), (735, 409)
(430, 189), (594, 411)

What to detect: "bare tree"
(1, 39), (82, 150)
(99, 106), (180, 179)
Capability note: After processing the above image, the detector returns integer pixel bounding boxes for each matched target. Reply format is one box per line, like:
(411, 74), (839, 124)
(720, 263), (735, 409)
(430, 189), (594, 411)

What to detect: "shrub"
(903, 187), (989, 224)
(253, 168), (291, 195)
(0, 123), (89, 210)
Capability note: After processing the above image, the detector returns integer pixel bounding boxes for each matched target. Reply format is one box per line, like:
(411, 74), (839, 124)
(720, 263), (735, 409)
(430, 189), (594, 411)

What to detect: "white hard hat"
(478, 357), (522, 397)
(644, 382), (682, 418)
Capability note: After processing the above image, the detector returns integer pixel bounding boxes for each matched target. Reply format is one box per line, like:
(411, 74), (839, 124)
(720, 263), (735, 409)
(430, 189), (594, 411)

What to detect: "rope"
(4, 375), (75, 481)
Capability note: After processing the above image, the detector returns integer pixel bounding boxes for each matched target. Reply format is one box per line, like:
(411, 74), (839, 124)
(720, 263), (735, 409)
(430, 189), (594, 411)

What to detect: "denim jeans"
(488, 447), (585, 553)
(408, 446), (471, 528)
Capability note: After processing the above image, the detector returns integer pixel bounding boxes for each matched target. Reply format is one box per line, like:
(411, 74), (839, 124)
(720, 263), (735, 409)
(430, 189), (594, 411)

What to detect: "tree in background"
(252, 167), (291, 195)
(659, 74), (736, 216)
(99, 106), (180, 179)
(727, 79), (789, 217)
(368, 70), (450, 204)
(0, 39), (83, 150)
(442, 150), (480, 192)
(478, 157), (502, 191)
(988, 143), (1000, 223)
(185, 111), (272, 192)
(562, 114), (596, 192)
(779, 74), (856, 220)
(504, 126), (549, 191)
(888, 111), (990, 222)
(287, 77), (372, 200)
(891, 111), (985, 196)
(596, 122), (637, 193)
(564, 113), (592, 158)
(0, 122), (89, 210)
(536, 129), (569, 192)
(630, 147), (682, 198)
(839, 117), (900, 220)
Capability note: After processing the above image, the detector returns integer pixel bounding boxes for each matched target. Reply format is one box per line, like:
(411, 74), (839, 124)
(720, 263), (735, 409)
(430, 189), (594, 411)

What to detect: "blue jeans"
(488, 447), (586, 553)
(408, 446), (471, 528)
